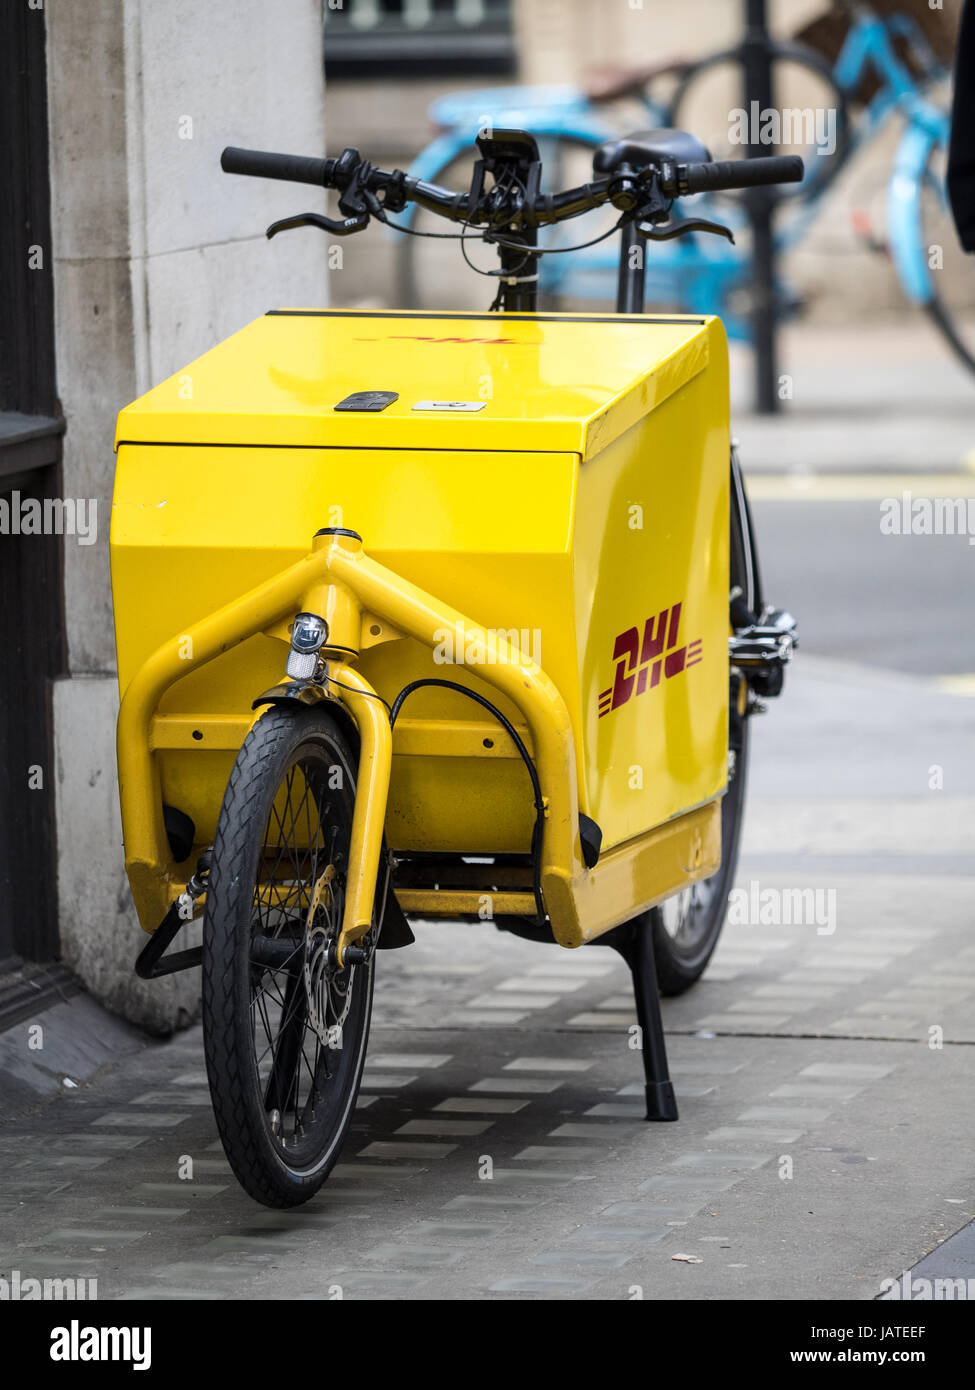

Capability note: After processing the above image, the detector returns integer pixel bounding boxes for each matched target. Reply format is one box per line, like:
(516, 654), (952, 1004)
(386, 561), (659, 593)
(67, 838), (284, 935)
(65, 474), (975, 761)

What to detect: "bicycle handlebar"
(221, 146), (337, 187)
(679, 155), (804, 195)
(219, 144), (804, 229)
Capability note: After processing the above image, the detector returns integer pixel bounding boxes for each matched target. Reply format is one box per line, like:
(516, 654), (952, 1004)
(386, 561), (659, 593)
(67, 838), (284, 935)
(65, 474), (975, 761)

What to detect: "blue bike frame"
(396, 9), (952, 331)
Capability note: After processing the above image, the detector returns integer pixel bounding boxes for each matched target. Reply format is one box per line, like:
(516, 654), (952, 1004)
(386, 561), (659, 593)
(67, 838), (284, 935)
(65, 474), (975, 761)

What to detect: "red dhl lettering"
(597, 601), (703, 718)
(353, 335), (521, 345)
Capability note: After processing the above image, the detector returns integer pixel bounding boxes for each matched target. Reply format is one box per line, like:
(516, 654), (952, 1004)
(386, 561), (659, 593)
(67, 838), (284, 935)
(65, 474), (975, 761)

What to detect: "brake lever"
(266, 211), (368, 239)
(637, 216), (735, 244)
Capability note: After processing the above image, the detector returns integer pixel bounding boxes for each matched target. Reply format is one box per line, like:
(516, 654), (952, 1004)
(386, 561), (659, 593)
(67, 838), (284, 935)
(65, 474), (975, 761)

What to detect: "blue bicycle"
(396, 4), (970, 371)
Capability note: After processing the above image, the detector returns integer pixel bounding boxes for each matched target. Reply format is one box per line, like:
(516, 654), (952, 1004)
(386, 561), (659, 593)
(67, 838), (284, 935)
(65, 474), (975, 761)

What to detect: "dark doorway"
(0, 5), (66, 970)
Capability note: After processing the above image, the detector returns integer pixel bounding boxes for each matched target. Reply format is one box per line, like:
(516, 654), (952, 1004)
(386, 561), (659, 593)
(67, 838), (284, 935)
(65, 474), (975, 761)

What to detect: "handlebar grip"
(681, 155), (804, 194)
(220, 146), (335, 187)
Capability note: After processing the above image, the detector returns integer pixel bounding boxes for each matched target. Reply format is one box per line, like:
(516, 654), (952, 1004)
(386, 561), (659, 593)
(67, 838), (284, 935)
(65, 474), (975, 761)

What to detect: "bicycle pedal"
(729, 608), (797, 700)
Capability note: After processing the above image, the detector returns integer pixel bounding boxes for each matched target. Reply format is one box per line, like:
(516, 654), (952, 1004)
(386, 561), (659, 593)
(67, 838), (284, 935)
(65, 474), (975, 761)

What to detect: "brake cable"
(375, 171), (634, 266)
(388, 678), (548, 927)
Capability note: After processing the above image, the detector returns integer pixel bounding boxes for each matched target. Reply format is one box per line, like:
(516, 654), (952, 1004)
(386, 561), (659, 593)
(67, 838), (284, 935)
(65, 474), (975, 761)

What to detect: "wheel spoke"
(246, 751), (357, 1145)
(262, 966), (306, 1116)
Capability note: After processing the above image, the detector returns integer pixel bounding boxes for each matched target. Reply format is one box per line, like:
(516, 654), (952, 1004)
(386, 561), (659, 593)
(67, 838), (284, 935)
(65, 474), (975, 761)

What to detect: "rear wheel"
(650, 690), (749, 994)
(647, 447), (757, 995)
(666, 39), (851, 204)
(202, 705), (373, 1207)
(918, 135), (975, 375)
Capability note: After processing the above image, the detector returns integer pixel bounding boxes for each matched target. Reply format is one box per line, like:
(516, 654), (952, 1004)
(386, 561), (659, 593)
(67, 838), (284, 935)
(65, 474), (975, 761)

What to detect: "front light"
(286, 611), (328, 680)
(290, 612), (329, 654)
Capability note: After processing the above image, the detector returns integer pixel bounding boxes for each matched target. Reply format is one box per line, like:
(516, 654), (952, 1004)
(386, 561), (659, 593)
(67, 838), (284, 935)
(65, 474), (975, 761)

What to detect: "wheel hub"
(302, 866), (354, 1047)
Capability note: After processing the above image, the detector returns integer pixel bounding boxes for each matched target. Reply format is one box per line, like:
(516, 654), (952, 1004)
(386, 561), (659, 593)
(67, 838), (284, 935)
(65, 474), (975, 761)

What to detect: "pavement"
(0, 321), (972, 1302)
(731, 317), (975, 473)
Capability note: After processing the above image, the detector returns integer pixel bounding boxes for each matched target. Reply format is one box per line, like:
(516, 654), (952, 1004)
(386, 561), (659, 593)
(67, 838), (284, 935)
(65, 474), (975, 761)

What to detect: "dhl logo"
(598, 601), (703, 718)
(354, 335), (521, 345)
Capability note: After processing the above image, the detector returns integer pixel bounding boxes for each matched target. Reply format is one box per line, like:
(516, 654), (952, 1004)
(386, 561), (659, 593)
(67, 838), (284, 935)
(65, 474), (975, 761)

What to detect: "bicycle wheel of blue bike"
(667, 39), (851, 204)
(394, 134), (617, 313)
(919, 138), (975, 375)
(647, 447), (758, 996)
(202, 705), (375, 1207)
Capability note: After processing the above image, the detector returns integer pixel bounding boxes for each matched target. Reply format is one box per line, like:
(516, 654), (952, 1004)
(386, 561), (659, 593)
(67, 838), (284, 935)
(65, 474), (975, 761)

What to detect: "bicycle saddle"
(593, 128), (711, 175)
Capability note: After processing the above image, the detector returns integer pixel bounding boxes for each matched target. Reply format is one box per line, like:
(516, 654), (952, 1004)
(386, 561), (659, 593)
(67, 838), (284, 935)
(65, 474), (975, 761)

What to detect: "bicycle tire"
(918, 139), (975, 375)
(202, 704), (374, 1207)
(647, 446), (760, 995)
(926, 297), (975, 375)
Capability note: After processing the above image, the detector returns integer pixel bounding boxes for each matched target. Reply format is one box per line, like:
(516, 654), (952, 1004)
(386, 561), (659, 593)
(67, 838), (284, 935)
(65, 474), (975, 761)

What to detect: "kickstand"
(598, 920), (678, 1122)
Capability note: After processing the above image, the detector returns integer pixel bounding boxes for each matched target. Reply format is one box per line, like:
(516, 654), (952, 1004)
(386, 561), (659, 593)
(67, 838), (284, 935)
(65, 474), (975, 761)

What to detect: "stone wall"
(47, 0), (328, 1031)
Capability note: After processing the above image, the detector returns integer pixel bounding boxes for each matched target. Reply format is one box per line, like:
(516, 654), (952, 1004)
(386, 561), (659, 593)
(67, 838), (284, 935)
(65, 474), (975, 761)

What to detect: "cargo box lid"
(115, 309), (718, 458)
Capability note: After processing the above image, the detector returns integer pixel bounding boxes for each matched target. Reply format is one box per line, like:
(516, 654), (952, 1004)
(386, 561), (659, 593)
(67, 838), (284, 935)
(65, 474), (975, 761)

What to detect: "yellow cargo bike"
(112, 129), (800, 1206)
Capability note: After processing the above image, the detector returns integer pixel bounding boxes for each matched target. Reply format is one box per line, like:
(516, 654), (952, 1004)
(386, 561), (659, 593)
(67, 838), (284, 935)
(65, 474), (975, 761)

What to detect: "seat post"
(593, 129), (711, 319)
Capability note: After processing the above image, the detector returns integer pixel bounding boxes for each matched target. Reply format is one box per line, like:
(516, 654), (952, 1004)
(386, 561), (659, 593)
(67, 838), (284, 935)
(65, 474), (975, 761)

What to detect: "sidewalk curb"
(0, 992), (149, 1121)
(879, 1217), (975, 1299)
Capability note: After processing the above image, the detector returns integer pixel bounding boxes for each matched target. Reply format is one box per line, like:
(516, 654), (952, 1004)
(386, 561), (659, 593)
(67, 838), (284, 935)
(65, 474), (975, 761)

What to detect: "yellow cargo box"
(112, 308), (729, 943)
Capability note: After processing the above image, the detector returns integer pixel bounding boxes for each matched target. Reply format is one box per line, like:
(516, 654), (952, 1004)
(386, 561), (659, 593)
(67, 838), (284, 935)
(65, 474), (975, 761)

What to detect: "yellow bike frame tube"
(117, 550), (329, 925)
(321, 540), (585, 900)
(118, 532), (584, 944)
(329, 662), (391, 965)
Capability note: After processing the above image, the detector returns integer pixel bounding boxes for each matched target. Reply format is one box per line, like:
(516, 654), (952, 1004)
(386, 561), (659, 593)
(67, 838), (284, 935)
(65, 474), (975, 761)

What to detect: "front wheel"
(202, 704), (374, 1207)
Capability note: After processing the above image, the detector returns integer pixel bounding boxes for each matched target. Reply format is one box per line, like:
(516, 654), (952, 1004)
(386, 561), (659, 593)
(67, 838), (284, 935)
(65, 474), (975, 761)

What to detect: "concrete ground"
(0, 321), (972, 1301)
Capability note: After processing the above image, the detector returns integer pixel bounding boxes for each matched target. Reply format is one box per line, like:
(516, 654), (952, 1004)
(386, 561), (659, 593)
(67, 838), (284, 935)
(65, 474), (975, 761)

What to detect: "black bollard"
(743, 0), (780, 414)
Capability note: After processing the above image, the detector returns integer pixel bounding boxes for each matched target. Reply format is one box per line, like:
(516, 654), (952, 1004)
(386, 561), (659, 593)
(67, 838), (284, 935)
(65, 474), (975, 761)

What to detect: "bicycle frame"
(776, 11), (950, 257)
(830, 13), (951, 308)
(111, 120), (804, 1193)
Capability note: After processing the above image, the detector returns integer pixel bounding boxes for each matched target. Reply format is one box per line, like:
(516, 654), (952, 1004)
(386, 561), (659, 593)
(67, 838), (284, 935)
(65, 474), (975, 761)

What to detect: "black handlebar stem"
(401, 176), (471, 224)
